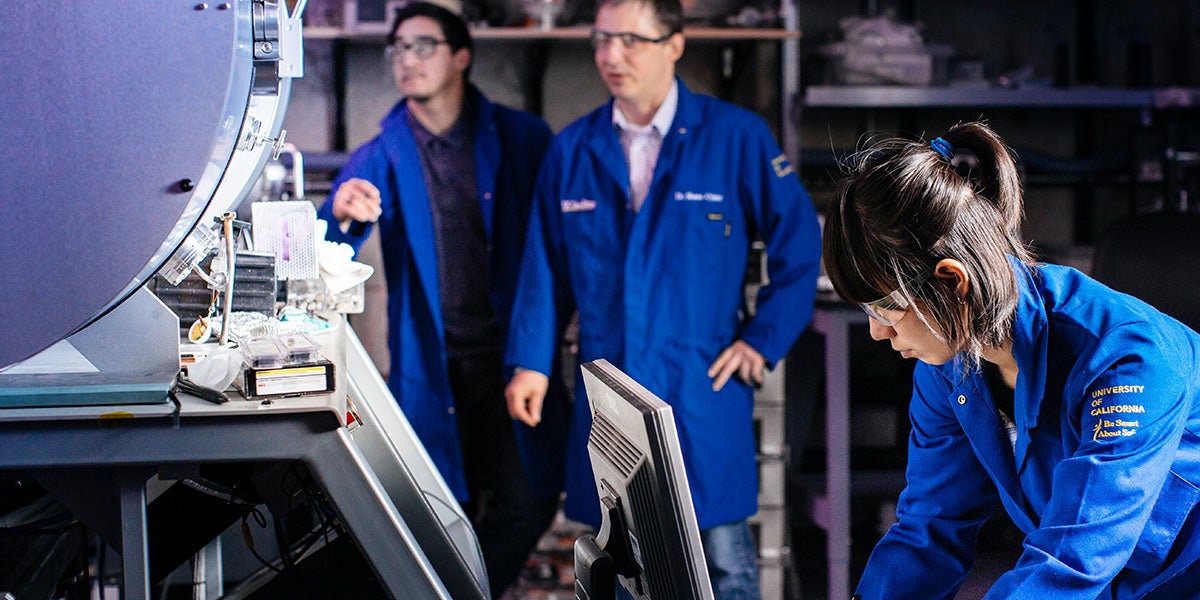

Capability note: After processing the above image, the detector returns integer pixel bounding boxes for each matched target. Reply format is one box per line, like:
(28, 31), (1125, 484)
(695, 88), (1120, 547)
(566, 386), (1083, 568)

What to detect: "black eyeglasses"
(386, 36), (449, 60)
(589, 29), (675, 51)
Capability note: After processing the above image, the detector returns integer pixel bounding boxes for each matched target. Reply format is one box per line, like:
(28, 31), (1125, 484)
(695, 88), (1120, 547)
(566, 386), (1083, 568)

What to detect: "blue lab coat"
(317, 86), (567, 502)
(506, 79), (822, 530)
(856, 260), (1200, 599)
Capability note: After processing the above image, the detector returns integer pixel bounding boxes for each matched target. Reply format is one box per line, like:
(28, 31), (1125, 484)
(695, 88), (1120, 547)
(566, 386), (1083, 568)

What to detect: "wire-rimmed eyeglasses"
(386, 36), (449, 61)
(589, 29), (675, 51)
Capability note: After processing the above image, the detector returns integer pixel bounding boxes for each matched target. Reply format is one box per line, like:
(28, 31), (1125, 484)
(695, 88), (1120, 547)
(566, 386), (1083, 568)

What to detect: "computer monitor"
(575, 359), (714, 600)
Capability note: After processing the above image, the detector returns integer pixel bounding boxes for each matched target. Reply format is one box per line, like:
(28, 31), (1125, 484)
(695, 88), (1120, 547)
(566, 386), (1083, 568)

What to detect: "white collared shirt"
(612, 81), (678, 212)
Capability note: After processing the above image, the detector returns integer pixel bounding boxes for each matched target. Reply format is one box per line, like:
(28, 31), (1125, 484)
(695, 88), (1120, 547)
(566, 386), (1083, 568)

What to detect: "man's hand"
(505, 369), (549, 427)
(707, 339), (766, 392)
(330, 177), (383, 226)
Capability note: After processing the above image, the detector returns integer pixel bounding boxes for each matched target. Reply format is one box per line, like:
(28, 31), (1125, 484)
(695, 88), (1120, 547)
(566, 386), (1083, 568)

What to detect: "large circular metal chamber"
(0, 0), (299, 369)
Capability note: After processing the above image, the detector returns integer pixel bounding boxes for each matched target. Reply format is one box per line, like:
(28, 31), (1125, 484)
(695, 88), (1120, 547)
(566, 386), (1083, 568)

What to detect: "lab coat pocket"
(1126, 470), (1200, 574)
(661, 209), (731, 325)
(561, 207), (620, 291)
(705, 212), (731, 238)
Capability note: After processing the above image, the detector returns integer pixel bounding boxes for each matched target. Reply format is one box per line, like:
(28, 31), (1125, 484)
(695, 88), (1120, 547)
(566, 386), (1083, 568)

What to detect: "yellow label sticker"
(99, 412), (136, 420)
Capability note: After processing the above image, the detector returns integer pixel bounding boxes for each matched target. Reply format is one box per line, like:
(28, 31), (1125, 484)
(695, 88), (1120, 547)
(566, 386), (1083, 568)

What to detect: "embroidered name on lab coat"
(560, 199), (597, 212)
(1087, 383), (1147, 440)
(674, 191), (724, 202)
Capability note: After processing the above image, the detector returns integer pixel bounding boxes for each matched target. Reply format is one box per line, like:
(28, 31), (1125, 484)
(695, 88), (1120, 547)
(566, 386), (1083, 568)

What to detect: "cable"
(190, 264), (222, 290)
(270, 462), (344, 572)
(241, 509), (282, 574)
(273, 513), (297, 570)
(98, 537), (106, 600)
(179, 477), (261, 506)
(174, 372), (229, 405)
(218, 212), (237, 346)
(167, 377), (182, 429)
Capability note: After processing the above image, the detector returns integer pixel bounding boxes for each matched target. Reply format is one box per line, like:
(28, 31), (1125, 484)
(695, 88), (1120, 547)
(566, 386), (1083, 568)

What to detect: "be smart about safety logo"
(1088, 384), (1147, 441)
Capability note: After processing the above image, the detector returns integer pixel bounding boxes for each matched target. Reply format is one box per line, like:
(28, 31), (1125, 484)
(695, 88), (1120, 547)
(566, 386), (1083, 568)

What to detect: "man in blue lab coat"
(316, 3), (564, 596)
(503, 0), (821, 595)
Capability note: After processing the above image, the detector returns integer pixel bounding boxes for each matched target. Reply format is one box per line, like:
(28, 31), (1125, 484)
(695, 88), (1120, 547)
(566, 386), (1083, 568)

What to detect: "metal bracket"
(252, 0), (306, 78)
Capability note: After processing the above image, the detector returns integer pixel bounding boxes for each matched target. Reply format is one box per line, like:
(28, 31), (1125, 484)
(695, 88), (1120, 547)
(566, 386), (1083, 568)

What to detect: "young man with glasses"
(316, 3), (564, 596)
(503, 0), (821, 595)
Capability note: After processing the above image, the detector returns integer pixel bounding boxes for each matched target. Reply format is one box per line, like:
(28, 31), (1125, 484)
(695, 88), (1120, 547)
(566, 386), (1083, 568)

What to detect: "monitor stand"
(574, 492), (642, 599)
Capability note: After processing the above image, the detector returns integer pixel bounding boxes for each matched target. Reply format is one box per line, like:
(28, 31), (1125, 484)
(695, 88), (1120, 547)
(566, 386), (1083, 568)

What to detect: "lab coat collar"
(1008, 258), (1049, 463)
(588, 78), (702, 140)
(379, 83), (495, 132)
(585, 78), (701, 205)
(612, 79), (678, 138)
(945, 257), (1047, 448)
(381, 86), (500, 242)
(669, 77), (704, 131)
(378, 103), (443, 343)
(467, 86), (500, 242)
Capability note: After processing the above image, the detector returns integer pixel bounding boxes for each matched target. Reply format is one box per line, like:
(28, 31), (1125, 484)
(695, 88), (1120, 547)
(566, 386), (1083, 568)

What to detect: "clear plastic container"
(241, 335), (286, 369)
(277, 332), (322, 364)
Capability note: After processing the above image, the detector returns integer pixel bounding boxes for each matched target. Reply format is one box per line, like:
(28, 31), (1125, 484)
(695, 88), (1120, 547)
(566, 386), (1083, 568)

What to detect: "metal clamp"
(252, 0), (306, 78)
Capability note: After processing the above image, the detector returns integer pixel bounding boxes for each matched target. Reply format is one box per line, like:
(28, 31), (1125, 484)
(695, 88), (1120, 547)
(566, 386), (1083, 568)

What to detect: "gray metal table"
(0, 391), (455, 600)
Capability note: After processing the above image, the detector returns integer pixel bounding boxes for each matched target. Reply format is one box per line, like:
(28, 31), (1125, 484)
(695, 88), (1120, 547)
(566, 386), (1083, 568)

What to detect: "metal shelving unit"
(303, 9), (805, 160)
(799, 84), (1200, 246)
(306, 24), (799, 41)
(804, 85), (1200, 109)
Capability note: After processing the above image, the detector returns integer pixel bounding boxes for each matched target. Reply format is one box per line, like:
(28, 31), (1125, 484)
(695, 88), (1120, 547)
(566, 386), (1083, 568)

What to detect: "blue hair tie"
(931, 137), (954, 161)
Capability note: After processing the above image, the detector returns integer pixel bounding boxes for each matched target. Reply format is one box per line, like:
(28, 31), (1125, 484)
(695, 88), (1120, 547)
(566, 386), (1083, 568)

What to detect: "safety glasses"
(589, 29), (674, 51)
(860, 290), (912, 326)
(859, 269), (932, 326)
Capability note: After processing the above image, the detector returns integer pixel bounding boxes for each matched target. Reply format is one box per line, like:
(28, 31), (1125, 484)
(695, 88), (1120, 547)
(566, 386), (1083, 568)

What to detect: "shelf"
(304, 25), (800, 42)
(804, 85), (1200, 109)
